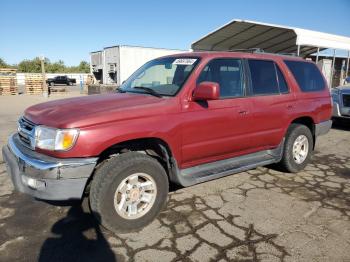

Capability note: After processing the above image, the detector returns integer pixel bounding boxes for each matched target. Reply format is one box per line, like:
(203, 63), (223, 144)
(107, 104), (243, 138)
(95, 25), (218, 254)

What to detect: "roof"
(162, 51), (305, 62)
(191, 19), (350, 57)
(335, 84), (350, 89)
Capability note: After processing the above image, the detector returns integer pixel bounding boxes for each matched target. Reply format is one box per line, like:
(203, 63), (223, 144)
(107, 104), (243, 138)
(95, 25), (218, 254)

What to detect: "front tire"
(89, 152), (169, 233)
(279, 124), (313, 173)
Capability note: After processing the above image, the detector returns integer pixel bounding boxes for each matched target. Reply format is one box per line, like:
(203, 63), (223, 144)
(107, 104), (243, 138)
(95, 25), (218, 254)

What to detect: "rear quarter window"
(284, 60), (325, 92)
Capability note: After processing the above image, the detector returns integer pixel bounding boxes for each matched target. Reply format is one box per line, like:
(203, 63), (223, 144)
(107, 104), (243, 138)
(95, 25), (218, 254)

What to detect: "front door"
(180, 58), (255, 168)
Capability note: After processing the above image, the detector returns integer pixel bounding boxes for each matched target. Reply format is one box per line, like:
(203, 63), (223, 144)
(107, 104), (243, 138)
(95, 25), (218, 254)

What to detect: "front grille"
(18, 117), (36, 149)
(343, 94), (350, 107)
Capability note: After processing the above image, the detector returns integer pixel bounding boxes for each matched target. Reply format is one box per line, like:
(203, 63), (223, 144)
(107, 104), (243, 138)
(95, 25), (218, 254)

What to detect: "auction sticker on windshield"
(173, 58), (197, 65)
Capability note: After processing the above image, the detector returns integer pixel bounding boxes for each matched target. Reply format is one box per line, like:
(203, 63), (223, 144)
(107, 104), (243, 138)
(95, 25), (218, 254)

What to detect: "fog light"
(21, 176), (46, 190)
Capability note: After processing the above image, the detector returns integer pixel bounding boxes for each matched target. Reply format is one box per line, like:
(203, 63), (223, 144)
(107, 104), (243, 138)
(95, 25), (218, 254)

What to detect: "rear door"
(181, 58), (255, 167)
(56, 76), (62, 84)
(246, 59), (295, 148)
(61, 76), (67, 84)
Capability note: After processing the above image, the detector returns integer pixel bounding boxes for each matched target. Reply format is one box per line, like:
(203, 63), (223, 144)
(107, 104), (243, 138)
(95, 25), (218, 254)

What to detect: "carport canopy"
(191, 19), (350, 57)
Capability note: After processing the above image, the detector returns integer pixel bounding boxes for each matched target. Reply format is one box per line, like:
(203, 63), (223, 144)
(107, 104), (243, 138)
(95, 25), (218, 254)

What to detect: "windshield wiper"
(116, 88), (126, 93)
(133, 86), (162, 98)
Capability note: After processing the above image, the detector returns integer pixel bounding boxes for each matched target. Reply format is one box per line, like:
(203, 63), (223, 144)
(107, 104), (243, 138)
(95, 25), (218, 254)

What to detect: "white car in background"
(331, 85), (350, 120)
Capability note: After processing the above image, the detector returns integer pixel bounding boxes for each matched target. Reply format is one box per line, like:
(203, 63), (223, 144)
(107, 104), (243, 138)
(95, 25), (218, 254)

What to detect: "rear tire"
(278, 124), (313, 173)
(89, 152), (169, 233)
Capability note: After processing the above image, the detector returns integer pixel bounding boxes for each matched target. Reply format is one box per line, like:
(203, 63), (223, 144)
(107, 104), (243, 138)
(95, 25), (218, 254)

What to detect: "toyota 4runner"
(2, 51), (332, 233)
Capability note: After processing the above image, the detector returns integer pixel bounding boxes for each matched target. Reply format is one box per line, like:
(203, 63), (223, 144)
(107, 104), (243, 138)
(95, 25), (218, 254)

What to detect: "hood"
(25, 93), (174, 128)
(335, 85), (350, 93)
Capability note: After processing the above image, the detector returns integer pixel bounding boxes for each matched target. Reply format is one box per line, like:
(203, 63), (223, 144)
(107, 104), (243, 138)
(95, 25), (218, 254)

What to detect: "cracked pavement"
(0, 94), (349, 262)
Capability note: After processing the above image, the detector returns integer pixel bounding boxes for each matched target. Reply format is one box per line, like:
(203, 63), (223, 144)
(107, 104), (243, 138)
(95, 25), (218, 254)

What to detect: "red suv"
(2, 51), (332, 233)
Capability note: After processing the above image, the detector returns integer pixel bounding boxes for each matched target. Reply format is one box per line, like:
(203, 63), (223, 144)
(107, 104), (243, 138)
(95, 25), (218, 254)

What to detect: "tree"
(0, 58), (10, 68)
(47, 59), (66, 73)
(77, 61), (90, 73)
(3, 57), (90, 73)
(17, 57), (43, 73)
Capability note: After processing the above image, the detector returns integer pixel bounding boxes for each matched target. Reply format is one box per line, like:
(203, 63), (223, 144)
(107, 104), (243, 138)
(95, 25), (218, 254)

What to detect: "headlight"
(35, 126), (79, 151)
(331, 90), (339, 102)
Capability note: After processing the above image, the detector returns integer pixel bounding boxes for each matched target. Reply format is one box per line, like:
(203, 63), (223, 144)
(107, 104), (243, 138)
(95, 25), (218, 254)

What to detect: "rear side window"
(284, 60), (325, 92)
(248, 60), (279, 95)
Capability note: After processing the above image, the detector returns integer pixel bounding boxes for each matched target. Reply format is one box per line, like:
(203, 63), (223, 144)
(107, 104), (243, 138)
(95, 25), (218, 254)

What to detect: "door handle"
(238, 110), (248, 115)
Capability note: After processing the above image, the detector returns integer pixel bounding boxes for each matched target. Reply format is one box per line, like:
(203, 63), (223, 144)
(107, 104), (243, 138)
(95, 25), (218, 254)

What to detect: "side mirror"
(193, 81), (220, 101)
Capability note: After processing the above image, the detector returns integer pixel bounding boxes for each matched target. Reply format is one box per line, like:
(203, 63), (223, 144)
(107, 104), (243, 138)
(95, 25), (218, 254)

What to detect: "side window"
(284, 60), (325, 92)
(248, 60), (279, 95)
(197, 59), (244, 98)
(275, 65), (289, 93)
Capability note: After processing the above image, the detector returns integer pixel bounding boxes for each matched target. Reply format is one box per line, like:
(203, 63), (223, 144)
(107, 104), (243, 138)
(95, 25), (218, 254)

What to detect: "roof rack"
(195, 48), (264, 53)
(228, 49), (298, 57)
(225, 48), (264, 53)
(195, 48), (299, 57)
(276, 52), (297, 57)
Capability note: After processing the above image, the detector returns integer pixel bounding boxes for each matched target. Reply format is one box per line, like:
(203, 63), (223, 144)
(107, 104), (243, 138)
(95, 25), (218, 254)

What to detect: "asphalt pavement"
(0, 93), (349, 262)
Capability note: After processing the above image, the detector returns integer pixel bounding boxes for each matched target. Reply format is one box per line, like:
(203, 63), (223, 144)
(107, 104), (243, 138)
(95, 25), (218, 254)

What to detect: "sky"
(1, 0), (349, 66)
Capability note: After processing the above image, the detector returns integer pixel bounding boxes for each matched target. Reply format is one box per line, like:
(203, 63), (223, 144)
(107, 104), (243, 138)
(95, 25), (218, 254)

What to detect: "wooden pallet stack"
(0, 68), (18, 95)
(25, 74), (43, 94)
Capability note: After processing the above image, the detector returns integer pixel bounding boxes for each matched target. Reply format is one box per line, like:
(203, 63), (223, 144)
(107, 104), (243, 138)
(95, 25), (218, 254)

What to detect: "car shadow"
(331, 119), (350, 131)
(38, 204), (116, 262)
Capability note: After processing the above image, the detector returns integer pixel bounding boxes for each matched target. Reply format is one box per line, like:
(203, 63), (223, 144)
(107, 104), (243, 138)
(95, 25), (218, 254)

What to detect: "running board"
(173, 140), (284, 187)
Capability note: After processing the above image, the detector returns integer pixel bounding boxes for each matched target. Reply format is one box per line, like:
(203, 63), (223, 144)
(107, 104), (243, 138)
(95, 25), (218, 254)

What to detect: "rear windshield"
(284, 60), (325, 92)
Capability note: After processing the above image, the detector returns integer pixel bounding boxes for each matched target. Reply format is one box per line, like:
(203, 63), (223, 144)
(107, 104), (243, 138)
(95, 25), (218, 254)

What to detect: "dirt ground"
(0, 93), (349, 262)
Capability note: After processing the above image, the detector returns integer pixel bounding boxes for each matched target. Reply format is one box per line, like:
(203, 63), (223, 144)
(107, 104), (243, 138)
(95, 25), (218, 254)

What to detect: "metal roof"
(191, 19), (350, 57)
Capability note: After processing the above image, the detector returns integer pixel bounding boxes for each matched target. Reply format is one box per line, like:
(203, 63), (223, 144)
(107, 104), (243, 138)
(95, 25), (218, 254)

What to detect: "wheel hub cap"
(292, 135), (309, 164)
(129, 188), (141, 202)
(113, 173), (157, 220)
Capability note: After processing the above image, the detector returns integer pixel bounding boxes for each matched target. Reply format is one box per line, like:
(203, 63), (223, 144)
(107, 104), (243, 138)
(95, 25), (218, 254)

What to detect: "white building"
(90, 45), (184, 86)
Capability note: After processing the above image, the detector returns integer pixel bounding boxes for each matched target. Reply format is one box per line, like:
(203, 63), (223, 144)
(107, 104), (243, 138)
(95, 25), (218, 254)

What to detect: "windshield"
(120, 57), (200, 96)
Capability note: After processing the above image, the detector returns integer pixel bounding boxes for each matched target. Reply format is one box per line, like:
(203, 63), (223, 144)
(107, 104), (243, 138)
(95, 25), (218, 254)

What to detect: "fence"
(0, 68), (18, 95)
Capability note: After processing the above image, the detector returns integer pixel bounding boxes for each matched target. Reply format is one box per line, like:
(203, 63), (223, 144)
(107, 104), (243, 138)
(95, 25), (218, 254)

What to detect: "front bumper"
(2, 134), (97, 201)
(332, 102), (350, 119)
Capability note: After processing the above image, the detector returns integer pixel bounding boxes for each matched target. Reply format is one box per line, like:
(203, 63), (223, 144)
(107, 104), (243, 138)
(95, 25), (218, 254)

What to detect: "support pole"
(40, 56), (48, 98)
(346, 50), (350, 78)
(297, 45), (300, 56)
(316, 47), (320, 63)
(330, 49), (336, 88)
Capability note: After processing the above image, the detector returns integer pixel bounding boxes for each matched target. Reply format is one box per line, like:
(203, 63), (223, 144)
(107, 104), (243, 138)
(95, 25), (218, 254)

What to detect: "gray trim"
(315, 120), (332, 137)
(171, 140), (284, 187)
